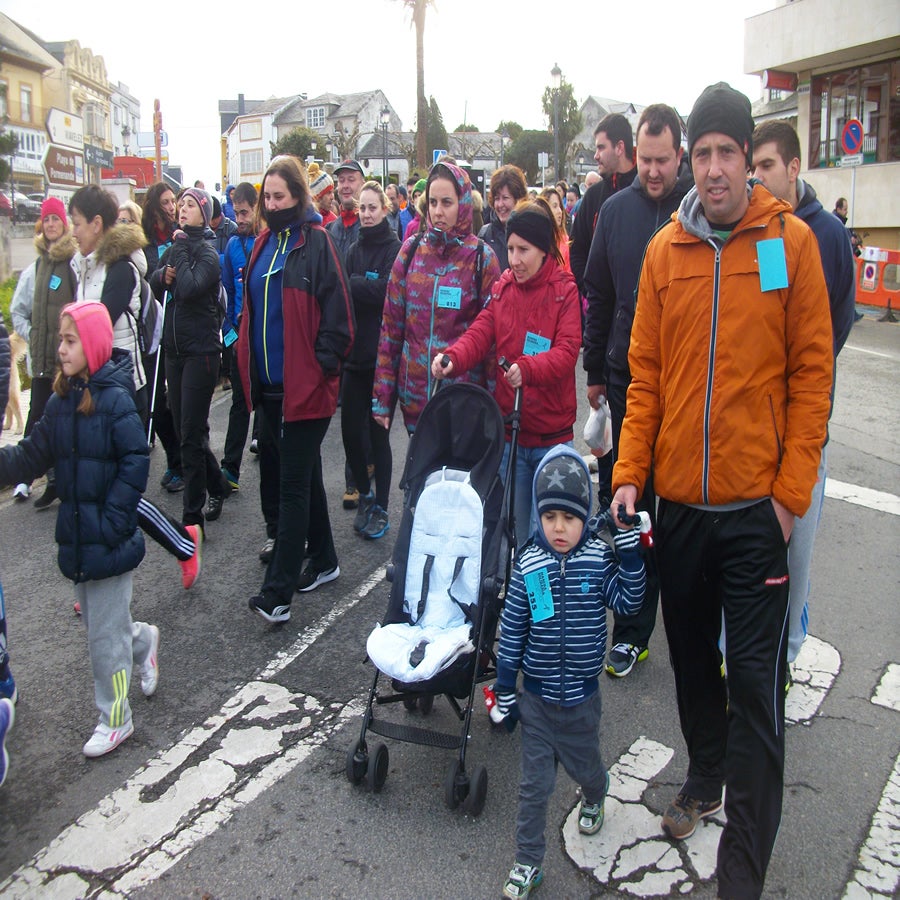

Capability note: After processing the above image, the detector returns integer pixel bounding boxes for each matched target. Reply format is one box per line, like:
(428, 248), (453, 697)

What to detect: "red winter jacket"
(445, 255), (581, 447)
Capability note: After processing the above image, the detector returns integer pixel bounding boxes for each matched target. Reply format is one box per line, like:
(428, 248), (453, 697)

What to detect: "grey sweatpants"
(515, 690), (607, 867)
(76, 573), (153, 730)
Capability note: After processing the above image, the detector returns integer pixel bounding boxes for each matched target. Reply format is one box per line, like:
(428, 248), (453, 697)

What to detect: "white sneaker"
(140, 626), (160, 697)
(12, 483), (30, 501)
(83, 721), (134, 758)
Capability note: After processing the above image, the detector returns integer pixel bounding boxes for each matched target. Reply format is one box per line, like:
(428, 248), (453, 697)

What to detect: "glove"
(494, 686), (520, 733)
(172, 229), (188, 241)
(613, 525), (640, 555)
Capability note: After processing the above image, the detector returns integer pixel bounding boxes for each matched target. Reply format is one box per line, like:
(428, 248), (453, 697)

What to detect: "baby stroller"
(346, 381), (519, 816)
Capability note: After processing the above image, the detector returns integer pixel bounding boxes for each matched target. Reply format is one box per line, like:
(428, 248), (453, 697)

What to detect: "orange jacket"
(613, 184), (833, 518)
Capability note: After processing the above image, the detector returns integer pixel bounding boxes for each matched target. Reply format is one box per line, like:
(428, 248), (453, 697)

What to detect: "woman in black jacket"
(150, 188), (230, 531)
(341, 182), (401, 540)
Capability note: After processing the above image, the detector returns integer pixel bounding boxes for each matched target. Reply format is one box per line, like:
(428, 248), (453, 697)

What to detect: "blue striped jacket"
(495, 534), (644, 706)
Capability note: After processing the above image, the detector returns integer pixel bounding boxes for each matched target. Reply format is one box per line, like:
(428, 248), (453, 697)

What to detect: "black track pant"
(656, 498), (789, 900)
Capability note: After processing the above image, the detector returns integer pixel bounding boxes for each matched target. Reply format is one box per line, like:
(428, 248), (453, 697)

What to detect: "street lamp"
(500, 127), (509, 167)
(551, 62), (562, 182)
(381, 106), (390, 187)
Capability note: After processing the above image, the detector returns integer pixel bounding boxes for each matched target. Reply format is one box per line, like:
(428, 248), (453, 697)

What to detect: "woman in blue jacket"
(237, 156), (354, 625)
(0, 302), (158, 758)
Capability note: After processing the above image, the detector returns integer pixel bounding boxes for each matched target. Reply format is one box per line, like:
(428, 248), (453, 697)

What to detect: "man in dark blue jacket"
(751, 119), (856, 675)
(582, 104), (693, 677)
(220, 183), (259, 499)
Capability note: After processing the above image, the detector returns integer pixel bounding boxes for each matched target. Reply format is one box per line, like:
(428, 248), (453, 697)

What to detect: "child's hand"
(613, 526), (640, 555)
(495, 687), (520, 732)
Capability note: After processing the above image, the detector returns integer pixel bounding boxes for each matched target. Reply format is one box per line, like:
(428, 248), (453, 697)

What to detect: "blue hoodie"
(495, 445), (645, 705)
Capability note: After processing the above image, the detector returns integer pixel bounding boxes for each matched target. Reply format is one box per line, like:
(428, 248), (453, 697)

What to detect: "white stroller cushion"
(366, 622), (474, 682)
(404, 468), (483, 629)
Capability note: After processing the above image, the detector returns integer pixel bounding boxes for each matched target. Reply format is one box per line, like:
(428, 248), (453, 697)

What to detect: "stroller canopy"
(400, 383), (506, 501)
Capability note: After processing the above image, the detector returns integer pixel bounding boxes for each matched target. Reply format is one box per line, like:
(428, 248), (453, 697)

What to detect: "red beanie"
(41, 197), (67, 227)
(61, 302), (113, 375)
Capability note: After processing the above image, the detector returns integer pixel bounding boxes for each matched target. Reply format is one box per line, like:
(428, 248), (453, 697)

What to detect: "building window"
(239, 119), (262, 141)
(810, 59), (899, 167)
(20, 85), (32, 123)
(114, 106), (120, 125)
(306, 107), (325, 129)
(241, 148), (263, 175)
(0, 81), (7, 119)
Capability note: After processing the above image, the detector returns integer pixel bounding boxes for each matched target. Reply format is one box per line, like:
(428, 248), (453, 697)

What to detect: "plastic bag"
(583, 396), (613, 455)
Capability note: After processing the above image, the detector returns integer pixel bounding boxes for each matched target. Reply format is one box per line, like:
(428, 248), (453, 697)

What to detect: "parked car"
(27, 193), (45, 204)
(0, 192), (12, 218)
(9, 190), (41, 222)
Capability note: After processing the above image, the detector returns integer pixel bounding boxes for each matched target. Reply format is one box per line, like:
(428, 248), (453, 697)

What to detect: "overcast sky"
(5, 0), (775, 187)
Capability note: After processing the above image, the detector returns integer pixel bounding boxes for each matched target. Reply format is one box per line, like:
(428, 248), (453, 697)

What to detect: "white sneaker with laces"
(83, 720), (134, 758)
(140, 626), (160, 697)
(12, 483), (30, 501)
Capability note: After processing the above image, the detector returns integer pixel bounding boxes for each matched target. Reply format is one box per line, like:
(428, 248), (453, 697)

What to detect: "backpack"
(128, 261), (163, 356)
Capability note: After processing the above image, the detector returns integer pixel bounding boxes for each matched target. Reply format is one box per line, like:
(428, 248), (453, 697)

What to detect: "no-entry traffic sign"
(841, 119), (864, 156)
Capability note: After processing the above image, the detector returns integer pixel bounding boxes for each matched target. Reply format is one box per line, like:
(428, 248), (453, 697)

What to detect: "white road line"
(842, 749), (900, 899)
(825, 480), (900, 516)
(0, 563), (387, 898)
(259, 564), (387, 680)
(872, 663), (900, 713)
(842, 343), (897, 361)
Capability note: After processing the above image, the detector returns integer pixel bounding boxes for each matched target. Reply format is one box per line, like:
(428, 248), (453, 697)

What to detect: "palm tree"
(400, 0), (433, 169)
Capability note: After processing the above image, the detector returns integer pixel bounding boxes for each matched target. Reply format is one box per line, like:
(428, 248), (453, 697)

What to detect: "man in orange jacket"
(611, 83), (833, 900)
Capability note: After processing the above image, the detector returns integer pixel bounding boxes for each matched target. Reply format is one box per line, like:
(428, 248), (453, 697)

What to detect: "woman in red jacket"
(432, 201), (582, 546)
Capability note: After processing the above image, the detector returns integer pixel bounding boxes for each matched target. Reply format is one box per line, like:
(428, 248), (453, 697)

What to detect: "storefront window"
(810, 60), (897, 167)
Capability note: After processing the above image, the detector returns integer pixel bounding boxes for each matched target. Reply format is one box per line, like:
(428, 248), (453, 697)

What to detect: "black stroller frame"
(346, 377), (522, 816)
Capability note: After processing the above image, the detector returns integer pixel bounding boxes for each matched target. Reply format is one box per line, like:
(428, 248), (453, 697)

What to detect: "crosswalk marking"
(871, 663), (900, 712)
(564, 636), (841, 895)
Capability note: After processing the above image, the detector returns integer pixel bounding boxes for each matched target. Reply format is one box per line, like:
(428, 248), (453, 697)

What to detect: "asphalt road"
(0, 313), (897, 900)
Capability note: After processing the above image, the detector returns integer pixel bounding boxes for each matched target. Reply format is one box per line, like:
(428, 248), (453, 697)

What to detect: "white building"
(744, 0), (900, 248)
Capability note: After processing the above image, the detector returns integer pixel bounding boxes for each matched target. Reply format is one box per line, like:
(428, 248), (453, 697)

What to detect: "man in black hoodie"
(569, 113), (638, 295)
(583, 104), (693, 678)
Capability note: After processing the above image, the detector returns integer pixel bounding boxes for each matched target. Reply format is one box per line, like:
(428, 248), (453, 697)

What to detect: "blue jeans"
(786, 445), (827, 662)
(500, 442), (572, 548)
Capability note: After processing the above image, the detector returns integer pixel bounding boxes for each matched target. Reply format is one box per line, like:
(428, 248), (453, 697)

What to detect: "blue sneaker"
(0, 675), (16, 705)
(222, 468), (240, 491)
(165, 474), (185, 493)
(362, 505), (389, 540)
(160, 468), (175, 488)
(0, 697), (14, 787)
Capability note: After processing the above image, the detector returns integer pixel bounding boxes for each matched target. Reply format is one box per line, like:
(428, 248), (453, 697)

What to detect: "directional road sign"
(45, 108), (84, 150)
(42, 144), (84, 188)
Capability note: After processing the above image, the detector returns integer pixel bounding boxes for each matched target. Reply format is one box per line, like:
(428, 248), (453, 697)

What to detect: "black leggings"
(340, 368), (392, 509)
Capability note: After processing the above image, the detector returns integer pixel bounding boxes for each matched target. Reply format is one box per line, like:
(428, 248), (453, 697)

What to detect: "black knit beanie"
(687, 82), (755, 167)
(506, 207), (553, 255)
(535, 454), (592, 522)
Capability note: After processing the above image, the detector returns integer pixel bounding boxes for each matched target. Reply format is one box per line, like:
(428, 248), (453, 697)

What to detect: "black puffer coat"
(0, 349), (148, 582)
(150, 225), (222, 357)
(344, 218), (401, 370)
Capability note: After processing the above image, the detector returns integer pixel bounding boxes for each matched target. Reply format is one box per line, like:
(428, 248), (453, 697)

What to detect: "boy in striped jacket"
(495, 444), (645, 899)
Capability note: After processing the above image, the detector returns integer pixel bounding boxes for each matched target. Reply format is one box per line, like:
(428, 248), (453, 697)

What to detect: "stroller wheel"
(463, 764), (488, 817)
(346, 740), (367, 785)
(366, 742), (389, 793)
(402, 696), (418, 712)
(444, 759), (465, 810)
(418, 694), (434, 716)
